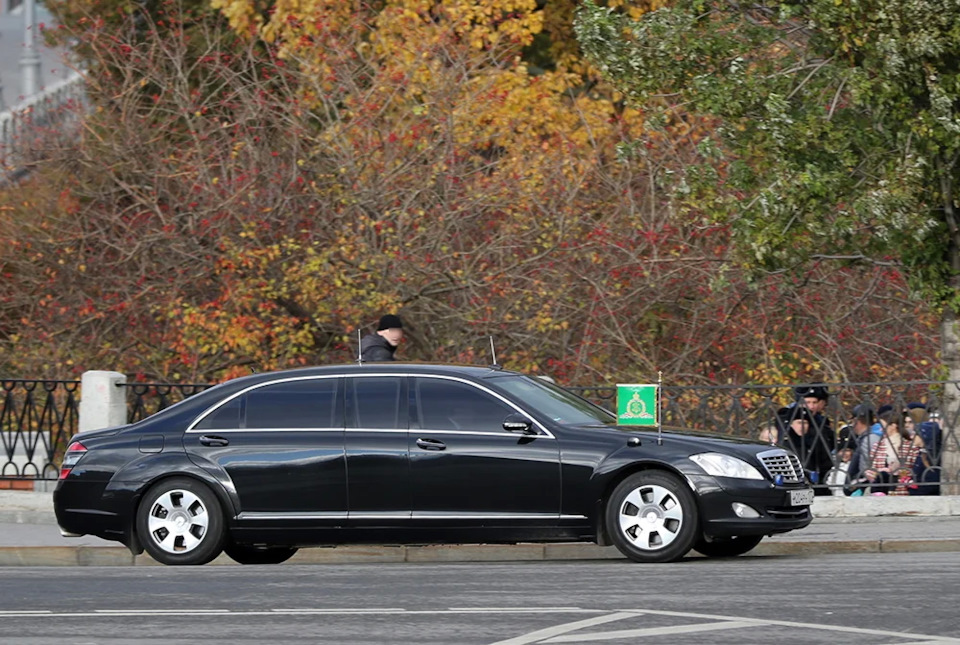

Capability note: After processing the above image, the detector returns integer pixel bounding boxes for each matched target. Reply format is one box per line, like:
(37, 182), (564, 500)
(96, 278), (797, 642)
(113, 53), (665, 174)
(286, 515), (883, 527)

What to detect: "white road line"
(487, 611), (642, 645)
(878, 641), (960, 645)
(93, 609), (230, 614)
(450, 607), (584, 612)
(544, 620), (758, 643)
(2, 604), (959, 645)
(617, 608), (960, 643)
(270, 608), (407, 614)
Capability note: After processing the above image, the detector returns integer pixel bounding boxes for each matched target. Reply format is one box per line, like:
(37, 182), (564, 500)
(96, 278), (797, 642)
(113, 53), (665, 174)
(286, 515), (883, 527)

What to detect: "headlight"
(689, 452), (764, 480)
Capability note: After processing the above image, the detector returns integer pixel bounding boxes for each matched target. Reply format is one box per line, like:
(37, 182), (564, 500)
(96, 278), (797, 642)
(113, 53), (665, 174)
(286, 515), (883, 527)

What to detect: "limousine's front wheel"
(605, 470), (698, 563)
(137, 477), (225, 566)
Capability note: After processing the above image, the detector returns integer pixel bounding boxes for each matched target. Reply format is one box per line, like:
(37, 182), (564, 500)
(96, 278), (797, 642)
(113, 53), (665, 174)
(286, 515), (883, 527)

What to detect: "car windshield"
(489, 375), (617, 426)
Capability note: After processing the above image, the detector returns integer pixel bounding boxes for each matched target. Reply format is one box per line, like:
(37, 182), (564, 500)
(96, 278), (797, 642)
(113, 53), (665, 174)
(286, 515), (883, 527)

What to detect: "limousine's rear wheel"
(137, 477), (225, 566)
(694, 534), (763, 558)
(605, 470), (698, 563)
(224, 543), (298, 565)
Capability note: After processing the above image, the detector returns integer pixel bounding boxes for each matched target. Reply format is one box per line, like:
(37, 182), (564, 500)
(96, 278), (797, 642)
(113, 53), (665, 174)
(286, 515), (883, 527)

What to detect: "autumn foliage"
(0, 0), (940, 385)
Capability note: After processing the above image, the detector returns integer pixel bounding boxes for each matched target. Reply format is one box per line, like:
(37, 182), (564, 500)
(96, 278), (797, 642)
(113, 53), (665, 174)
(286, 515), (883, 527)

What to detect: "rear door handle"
(199, 435), (229, 447)
(416, 438), (446, 451)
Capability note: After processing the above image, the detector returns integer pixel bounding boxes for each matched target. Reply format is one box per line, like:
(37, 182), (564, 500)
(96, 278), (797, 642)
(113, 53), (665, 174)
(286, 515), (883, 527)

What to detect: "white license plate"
(789, 488), (815, 506)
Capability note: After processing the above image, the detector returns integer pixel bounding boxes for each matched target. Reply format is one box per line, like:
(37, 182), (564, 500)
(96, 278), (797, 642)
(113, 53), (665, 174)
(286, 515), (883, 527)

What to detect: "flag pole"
(657, 370), (663, 445)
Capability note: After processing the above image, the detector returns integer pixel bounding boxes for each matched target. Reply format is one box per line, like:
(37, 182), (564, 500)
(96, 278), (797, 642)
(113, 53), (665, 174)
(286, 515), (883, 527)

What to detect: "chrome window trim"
(410, 374), (554, 439)
(187, 371), (554, 438)
(412, 429), (554, 439)
(187, 374), (342, 432)
(185, 427), (344, 434)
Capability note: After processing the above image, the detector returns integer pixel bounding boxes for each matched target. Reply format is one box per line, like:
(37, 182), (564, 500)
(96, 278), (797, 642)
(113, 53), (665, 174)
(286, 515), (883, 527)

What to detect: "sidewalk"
(2, 490), (959, 566)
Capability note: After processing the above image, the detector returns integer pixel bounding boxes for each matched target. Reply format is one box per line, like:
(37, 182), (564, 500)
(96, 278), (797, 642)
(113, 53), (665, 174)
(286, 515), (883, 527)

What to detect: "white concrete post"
(79, 370), (127, 432)
(19, 0), (42, 99)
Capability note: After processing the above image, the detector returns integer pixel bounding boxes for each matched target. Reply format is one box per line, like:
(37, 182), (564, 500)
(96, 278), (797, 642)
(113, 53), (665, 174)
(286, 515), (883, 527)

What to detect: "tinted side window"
(245, 379), (338, 429)
(349, 377), (403, 429)
(416, 378), (515, 432)
(194, 397), (242, 430)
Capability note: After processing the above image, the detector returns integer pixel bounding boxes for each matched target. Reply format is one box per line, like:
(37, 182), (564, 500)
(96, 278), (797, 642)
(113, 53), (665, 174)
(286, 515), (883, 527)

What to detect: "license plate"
(789, 488), (815, 506)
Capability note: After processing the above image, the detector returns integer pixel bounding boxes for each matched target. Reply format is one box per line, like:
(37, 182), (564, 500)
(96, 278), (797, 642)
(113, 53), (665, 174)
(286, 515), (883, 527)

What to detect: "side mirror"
(503, 413), (536, 435)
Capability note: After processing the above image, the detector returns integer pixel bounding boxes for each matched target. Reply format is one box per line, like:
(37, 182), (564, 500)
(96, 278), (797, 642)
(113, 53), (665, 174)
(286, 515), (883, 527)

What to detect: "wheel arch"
(112, 460), (238, 554)
(593, 462), (700, 547)
(132, 473), (231, 565)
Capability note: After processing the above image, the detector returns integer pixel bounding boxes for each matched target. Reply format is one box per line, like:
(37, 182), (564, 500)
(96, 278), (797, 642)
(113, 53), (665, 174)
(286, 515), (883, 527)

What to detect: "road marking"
(615, 608), (960, 642)
(93, 609), (230, 614)
(270, 608), (407, 614)
(1, 605), (959, 645)
(449, 607), (589, 613)
(0, 608), (604, 619)
(544, 620), (757, 643)
(486, 612), (643, 645)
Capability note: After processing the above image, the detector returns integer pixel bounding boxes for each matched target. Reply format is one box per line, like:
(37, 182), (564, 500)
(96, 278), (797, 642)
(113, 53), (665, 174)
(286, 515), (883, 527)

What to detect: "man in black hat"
(788, 384), (835, 495)
(776, 405), (832, 493)
(360, 314), (404, 362)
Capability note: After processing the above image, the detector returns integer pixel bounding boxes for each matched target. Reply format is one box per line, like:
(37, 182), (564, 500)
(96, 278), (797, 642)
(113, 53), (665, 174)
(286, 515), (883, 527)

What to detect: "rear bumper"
(53, 480), (127, 543)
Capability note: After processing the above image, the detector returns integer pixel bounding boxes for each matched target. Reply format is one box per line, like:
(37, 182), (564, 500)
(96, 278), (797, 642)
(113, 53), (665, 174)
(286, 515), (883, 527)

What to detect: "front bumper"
(686, 473), (813, 538)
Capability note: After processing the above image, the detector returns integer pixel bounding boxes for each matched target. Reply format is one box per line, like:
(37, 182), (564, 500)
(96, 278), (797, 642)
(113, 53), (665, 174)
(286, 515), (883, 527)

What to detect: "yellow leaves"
(210, 0), (263, 36)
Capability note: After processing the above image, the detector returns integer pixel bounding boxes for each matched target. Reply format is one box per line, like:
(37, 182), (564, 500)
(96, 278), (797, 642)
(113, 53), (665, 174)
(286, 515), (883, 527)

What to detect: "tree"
(575, 0), (960, 486)
(0, 0), (941, 392)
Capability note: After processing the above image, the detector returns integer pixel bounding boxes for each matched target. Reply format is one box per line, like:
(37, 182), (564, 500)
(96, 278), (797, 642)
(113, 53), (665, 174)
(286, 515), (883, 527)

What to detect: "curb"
(1, 538), (959, 567)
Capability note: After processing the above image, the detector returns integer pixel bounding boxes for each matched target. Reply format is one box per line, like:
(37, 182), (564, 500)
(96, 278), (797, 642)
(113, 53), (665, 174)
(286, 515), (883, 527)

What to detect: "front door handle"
(416, 438), (446, 451)
(199, 435), (229, 447)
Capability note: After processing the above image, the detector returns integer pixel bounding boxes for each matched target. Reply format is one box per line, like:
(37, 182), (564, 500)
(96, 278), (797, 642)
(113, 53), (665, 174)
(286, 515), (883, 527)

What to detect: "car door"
(408, 375), (561, 519)
(183, 376), (346, 516)
(344, 375), (410, 520)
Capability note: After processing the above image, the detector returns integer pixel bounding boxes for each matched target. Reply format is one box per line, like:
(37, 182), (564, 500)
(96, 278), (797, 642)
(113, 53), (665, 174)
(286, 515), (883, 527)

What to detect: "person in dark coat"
(776, 404), (834, 495)
(359, 314), (404, 362)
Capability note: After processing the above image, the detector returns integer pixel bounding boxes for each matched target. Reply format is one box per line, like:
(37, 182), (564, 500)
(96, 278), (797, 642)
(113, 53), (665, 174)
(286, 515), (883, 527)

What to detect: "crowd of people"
(760, 386), (944, 496)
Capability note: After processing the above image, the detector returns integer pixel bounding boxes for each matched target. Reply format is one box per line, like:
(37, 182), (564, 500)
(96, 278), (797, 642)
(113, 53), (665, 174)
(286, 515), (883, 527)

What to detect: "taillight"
(59, 442), (88, 480)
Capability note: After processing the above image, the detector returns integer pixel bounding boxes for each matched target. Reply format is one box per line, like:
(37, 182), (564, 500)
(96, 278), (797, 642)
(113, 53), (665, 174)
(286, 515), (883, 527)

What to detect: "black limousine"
(54, 364), (814, 565)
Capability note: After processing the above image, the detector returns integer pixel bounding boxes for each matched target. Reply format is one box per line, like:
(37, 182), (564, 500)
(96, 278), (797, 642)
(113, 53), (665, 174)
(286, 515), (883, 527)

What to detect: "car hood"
(571, 423), (780, 460)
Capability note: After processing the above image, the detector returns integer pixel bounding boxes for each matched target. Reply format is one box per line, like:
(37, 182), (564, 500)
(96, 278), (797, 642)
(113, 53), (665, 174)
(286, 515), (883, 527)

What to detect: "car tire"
(693, 534), (763, 558)
(224, 543), (298, 565)
(136, 477), (225, 566)
(605, 470), (698, 563)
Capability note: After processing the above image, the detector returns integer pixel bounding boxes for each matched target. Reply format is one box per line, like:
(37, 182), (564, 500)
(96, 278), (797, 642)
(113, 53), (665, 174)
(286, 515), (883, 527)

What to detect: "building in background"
(1, 0), (82, 182)
(1, 0), (75, 110)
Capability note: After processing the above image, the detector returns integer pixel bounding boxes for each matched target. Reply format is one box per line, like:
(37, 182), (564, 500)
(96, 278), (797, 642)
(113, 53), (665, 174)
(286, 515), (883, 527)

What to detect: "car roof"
(220, 362), (519, 387)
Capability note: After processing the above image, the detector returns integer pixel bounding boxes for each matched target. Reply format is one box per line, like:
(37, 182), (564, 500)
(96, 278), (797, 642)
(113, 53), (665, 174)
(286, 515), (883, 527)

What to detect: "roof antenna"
(356, 329), (363, 365)
(489, 335), (499, 368)
(657, 370), (663, 446)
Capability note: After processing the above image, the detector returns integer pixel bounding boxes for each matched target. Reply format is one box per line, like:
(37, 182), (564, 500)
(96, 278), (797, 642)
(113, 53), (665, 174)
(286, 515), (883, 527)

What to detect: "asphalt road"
(1, 552), (958, 644)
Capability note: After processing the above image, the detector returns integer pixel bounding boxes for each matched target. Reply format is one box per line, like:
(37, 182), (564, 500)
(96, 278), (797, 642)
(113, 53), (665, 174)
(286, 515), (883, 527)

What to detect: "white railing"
(0, 71), (86, 183)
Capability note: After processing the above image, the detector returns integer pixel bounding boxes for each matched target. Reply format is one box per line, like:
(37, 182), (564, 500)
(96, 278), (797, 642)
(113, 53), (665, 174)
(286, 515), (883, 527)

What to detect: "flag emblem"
(616, 384), (659, 426)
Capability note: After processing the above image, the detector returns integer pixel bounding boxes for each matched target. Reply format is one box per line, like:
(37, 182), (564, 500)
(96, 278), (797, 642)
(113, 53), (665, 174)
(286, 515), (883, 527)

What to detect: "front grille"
(758, 449), (804, 483)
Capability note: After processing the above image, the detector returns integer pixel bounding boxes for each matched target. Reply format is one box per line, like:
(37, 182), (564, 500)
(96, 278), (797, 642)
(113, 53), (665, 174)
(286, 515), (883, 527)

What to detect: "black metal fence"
(122, 382), (214, 423)
(0, 379), (211, 482)
(1, 376), (957, 495)
(0, 379), (80, 480)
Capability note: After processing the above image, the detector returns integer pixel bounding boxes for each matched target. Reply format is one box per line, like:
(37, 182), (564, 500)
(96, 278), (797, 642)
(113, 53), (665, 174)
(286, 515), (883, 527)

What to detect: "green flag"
(616, 383), (658, 426)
